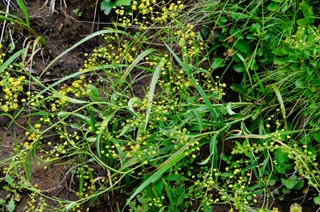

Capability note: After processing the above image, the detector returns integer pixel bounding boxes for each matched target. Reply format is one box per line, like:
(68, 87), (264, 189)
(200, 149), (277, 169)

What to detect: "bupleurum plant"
(0, 45), (27, 112)
(2, 0), (320, 211)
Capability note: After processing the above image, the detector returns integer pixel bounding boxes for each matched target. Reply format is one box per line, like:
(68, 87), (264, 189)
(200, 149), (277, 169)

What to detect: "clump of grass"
(1, 0), (320, 211)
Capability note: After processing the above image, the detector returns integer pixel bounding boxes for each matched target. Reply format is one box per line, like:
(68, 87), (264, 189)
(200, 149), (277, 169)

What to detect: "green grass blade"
(164, 42), (218, 121)
(144, 59), (165, 130)
(0, 14), (26, 27)
(96, 111), (117, 158)
(39, 29), (128, 78)
(9, 64), (123, 130)
(16, 0), (30, 26)
(189, 76), (218, 122)
(163, 42), (190, 75)
(122, 49), (157, 80)
(273, 85), (288, 130)
(210, 135), (218, 170)
(0, 49), (24, 73)
(123, 137), (201, 211)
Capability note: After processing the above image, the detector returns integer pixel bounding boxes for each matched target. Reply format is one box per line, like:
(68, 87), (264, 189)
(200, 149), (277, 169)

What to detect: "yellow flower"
(24, 142), (30, 148)
(2, 105), (9, 112)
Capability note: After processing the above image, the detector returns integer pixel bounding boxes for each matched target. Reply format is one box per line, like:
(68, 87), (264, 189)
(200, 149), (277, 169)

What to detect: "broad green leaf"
(230, 12), (248, 20)
(267, 2), (280, 12)
(220, 172), (232, 178)
(153, 180), (164, 197)
(281, 176), (299, 189)
(309, 121), (315, 127)
(87, 84), (101, 102)
(211, 57), (225, 70)
(233, 63), (245, 73)
(0, 198), (5, 205)
(234, 40), (251, 53)
(101, 1), (116, 15)
(275, 149), (289, 164)
(278, 47), (291, 55)
(116, 0), (131, 6)
(220, 16), (228, 23)
(2, 186), (11, 191)
(273, 58), (287, 65)
(275, 149), (291, 174)
(301, 2), (314, 24)
(314, 133), (320, 142)
(165, 174), (180, 182)
(250, 23), (261, 32)
(230, 84), (247, 95)
(7, 198), (15, 212)
(249, 58), (258, 71)
(5, 175), (15, 187)
(294, 180), (304, 190)
(314, 196), (320, 205)
(295, 79), (304, 88)
(220, 154), (228, 161)
(297, 18), (309, 27)
(267, 178), (277, 186)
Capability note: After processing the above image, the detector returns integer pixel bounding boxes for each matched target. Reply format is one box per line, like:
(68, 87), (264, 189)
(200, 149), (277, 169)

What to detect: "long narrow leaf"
(0, 49), (24, 73)
(16, 0), (30, 26)
(9, 64), (123, 129)
(122, 49), (157, 80)
(123, 137), (201, 211)
(145, 59), (165, 129)
(273, 86), (288, 130)
(39, 29), (128, 78)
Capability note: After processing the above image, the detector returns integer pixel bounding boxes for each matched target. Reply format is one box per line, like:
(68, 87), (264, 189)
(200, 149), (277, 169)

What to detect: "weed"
(73, 8), (82, 17)
(1, 0), (320, 211)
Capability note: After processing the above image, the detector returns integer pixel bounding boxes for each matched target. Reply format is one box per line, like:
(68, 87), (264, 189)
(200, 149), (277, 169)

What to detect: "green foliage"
(101, 0), (132, 15)
(0, 0), (320, 211)
(73, 8), (82, 17)
(0, 174), (26, 212)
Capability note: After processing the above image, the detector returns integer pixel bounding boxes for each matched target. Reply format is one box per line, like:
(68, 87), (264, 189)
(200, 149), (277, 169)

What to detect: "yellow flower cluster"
(135, 0), (156, 14)
(51, 75), (87, 112)
(174, 23), (205, 60)
(24, 122), (43, 150)
(24, 192), (48, 212)
(75, 166), (97, 199)
(284, 26), (319, 49)
(112, 0), (185, 30)
(123, 119), (157, 163)
(82, 38), (135, 70)
(156, 1), (184, 23)
(0, 71), (26, 112)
